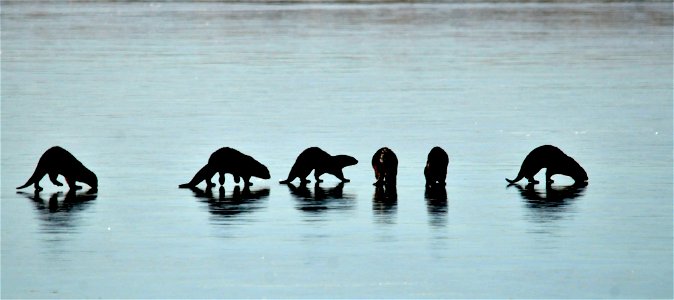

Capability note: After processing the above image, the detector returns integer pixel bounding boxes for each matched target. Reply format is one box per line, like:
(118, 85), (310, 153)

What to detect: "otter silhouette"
(279, 147), (357, 184)
(179, 147), (270, 188)
(372, 147), (398, 187)
(17, 146), (98, 192)
(424, 146), (449, 187)
(506, 145), (588, 185)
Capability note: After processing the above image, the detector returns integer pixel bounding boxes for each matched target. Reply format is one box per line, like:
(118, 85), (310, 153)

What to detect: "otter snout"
(259, 167), (271, 179)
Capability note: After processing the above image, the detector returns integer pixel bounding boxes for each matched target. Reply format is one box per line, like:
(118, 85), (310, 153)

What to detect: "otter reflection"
(509, 183), (587, 223)
(17, 190), (97, 232)
(285, 182), (354, 214)
(425, 185), (448, 227)
(188, 185), (269, 220)
(510, 182), (586, 209)
(373, 183), (397, 223)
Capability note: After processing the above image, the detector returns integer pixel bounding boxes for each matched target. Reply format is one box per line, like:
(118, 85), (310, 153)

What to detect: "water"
(2, 1), (672, 298)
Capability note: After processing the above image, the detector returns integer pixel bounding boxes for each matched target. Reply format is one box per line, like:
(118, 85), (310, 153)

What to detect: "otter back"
(372, 147), (398, 186)
(506, 145), (588, 185)
(279, 147), (357, 184)
(179, 147), (270, 188)
(424, 146), (449, 187)
(16, 146), (98, 192)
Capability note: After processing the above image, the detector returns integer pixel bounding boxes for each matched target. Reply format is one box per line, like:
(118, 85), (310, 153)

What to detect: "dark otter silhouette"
(179, 147), (270, 188)
(424, 146), (449, 187)
(279, 147), (357, 184)
(372, 147), (398, 187)
(16, 146), (98, 192)
(506, 145), (588, 185)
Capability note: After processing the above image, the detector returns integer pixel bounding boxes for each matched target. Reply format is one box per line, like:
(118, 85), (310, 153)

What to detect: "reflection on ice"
(509, 182), (587, 223)
(425, 185), (448, 228)
(187, 185), (270, 224)
(285, 182), (355, 215)
(17, 190), (97, 234)
(373, 184), (397, 225)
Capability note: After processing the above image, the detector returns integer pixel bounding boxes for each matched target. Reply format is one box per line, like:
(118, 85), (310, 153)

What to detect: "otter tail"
(17, 166), (45, 190)
(16, 180), (34, 190)
(505, 172), (523, 184)
(179, 164), (215, 188)
(279, 163), (301, 184)
(279, 174), (296, 184)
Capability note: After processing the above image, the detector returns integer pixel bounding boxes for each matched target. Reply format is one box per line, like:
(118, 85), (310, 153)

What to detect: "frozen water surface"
(2, 1), (672, 298)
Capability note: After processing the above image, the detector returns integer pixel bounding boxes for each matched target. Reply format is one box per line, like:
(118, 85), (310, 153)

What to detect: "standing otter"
(179, 147), (270, 188)
(279, 147), (357, 184)
(17, 146), (98, 192)
(506, 145), (588, 185)
(372, 147), (398, 186)
(424, 146), (449, 187)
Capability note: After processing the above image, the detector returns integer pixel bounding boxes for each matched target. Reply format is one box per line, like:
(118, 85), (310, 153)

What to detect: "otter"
(279, 147), (357, 184)
(16, 146), (98, 192)
(372, 147), (398, 186)
(506, 145), (588, 185)
(179, 147), (270, 188)
(424, 146), (449, 187)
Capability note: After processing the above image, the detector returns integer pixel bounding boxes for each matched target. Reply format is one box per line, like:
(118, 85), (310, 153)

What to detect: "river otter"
(16, 146), (98, 192)
(279, 147), (357, 184)
(179, 147), (270, 188)
(506, 145), (588, 185)
(424, 146), (449, 187)
(372, 147), (398, 186)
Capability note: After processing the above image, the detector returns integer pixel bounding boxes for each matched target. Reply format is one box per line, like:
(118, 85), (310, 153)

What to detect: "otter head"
(252, 162), (271, 180)
(333, 155), (358, 168)
(566, 157), (588, 184)
(83, 169), (98, 193)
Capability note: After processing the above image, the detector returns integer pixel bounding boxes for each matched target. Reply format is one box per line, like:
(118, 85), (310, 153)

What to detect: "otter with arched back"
(372, 147), (398, 187)
(179, 147), (270, 188)
(17, 146), (98, 192)
(424, 146), (449, 187)
(506, 145), (588, 185)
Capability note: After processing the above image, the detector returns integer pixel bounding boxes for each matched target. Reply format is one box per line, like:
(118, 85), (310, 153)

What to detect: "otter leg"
(314, 169), (324, 183)
(205, 176), (216, 187)
(218, 172), (226, 185)
(545, 169), (555, 184)
(332, 169), (350, 183)
(65, 177), (82, 190)
(526, 176), (539, 184)
(49, 173), (63, 186)
(299, 167), (312, 184)
(243, 176), (253, 186)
